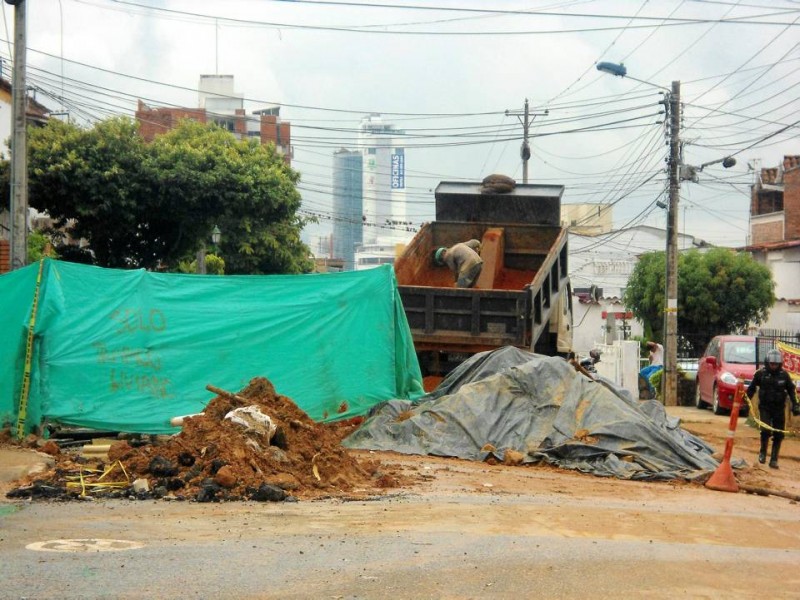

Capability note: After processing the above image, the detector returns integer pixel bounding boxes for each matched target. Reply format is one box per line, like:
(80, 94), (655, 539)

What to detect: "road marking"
(26, 539), (145, 552)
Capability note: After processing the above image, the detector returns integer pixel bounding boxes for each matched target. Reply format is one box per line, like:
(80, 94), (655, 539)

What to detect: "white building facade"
(354, 114), (413, 269)
(356, 115), (407, 244)
(569, 225), (706, 353)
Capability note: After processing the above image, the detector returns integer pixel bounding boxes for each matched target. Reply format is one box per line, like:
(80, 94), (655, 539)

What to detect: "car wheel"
(712, 385), (725, 415)
(694, 382), (706, 409)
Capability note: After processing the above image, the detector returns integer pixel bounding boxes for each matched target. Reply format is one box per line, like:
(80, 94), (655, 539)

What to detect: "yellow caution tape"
(742, 395), (798, 435)
(15, 259), (46, 440)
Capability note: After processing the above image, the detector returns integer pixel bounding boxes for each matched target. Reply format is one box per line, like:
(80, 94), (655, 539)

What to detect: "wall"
(785, 160), (800, 240)
(755, 299), (800, 333)
(572, 298), (644, 354)
(136, 102), (206, 142)
(260, 115), (292, 162)
(750, 213), (784, 244)
(592, 340), (640, 399)
(0, 239), (9, 274)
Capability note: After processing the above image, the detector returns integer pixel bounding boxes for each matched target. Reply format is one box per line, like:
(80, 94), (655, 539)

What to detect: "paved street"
(2, 407), (800, 599)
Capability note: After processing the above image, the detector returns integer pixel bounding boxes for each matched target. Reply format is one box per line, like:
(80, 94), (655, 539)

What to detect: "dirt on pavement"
(2, 385), (799, 509)
(1, 377), (410, 502)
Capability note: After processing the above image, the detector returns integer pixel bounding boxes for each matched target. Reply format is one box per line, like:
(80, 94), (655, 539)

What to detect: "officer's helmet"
(766, 349), (782, 370)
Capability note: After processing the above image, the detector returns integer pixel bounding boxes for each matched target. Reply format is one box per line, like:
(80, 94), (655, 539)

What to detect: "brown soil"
(6, 377), (410, 502)
(4, 395), (799, 506)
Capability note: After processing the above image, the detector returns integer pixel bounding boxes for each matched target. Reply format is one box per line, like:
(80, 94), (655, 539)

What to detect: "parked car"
(695, 335), (757, 415)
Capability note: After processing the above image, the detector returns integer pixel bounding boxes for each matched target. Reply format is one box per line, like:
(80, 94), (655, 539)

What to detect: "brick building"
(134, 75), (292, 163)
(750, 155), (800, 244)
(135, 102), (207, 142)
(743, 155), (800, 331)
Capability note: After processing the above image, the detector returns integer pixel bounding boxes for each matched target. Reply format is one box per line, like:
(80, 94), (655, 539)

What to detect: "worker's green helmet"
(433, 247), (447, 266)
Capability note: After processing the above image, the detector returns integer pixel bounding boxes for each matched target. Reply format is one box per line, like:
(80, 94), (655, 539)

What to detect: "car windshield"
(722, 341), (756, 364)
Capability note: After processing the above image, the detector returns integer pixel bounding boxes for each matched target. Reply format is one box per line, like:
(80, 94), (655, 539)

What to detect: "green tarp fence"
(0, 259), (423, 435)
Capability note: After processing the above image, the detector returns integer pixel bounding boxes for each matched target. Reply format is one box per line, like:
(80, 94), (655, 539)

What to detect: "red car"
(695, 335), (756, 415)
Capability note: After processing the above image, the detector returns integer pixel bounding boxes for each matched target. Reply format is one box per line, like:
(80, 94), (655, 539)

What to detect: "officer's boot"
(758, 435), (769, 464)
(769, 439), (782, 469)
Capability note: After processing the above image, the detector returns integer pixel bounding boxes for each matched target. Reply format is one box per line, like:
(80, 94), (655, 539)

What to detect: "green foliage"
(25, 117), (313, 273)
(177, 253), (225, 275)
(649, 368), (663, 401)
(27, 230), (57, 262)
(205, 254), (225, 275)
(623, 251), (666, 343)
(624, 247), (775, 354)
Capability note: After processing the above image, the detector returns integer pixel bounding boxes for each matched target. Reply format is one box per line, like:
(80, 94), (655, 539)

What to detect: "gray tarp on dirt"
(343, 347), (719, 480)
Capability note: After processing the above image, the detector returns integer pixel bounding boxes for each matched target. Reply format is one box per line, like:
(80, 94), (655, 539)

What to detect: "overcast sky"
(7, 0), (800, 251)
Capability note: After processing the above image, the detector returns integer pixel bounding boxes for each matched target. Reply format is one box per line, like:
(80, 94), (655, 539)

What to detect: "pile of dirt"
(6, 377), (410, 502)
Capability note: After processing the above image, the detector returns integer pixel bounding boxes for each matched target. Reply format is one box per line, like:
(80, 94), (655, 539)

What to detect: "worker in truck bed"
(434, 239), (483, 288)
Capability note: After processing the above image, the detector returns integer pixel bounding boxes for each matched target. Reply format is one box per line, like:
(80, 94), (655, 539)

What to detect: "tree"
(27, 230), (56, 262)
(624, 248), (775, 354)
(26, 117), (313, 273)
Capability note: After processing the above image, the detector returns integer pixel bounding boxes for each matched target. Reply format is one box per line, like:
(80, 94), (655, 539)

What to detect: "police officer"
(746, 349), (800, 468)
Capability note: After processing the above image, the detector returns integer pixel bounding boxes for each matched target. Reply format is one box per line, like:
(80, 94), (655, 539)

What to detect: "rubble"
(4, 377), (405, 502)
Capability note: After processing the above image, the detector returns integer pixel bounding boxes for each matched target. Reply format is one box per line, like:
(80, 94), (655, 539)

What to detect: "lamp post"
(197, 225), (221, 275)
(596, 63), (738, 406)
(597, 62), (681, 406)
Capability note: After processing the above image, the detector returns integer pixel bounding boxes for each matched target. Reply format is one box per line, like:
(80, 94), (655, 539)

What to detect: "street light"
(597, 62), (681, 407)
(196, 226), (221, 275)
(680, 156), (737, 183)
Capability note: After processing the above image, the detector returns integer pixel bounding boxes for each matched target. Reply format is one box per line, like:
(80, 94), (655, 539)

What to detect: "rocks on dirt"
(5, 377), (404, 503)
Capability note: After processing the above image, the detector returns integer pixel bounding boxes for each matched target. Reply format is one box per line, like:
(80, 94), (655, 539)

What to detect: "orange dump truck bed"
(394, 181), (572, 377)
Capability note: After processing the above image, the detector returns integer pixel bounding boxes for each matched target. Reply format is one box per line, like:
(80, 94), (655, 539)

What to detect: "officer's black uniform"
(746, 358), (800, 468)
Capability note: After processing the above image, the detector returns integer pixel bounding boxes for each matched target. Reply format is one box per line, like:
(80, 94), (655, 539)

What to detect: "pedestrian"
(433, 239), (483, 289)
(639, 341), (664, 397)
(646, 341), (664, 366)
(746, 348), (800, 468)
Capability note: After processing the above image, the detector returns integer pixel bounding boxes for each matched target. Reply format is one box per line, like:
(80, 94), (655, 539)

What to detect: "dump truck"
(394, 179), (572, 379)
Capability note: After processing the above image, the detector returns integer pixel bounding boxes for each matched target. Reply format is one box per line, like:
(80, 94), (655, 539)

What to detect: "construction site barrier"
(705, 379), (745, 493)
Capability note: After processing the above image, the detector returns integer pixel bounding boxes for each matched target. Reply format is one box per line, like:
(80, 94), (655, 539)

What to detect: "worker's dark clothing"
(747, 365), (798, 467)
(747, 366), (798, 444)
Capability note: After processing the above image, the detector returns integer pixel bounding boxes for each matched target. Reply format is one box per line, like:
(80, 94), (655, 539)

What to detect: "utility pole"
(505, 99), (547, 184)
(521, 99), (530, 184)
(8, 0), (27, 271)
(663, 80), (681, 407)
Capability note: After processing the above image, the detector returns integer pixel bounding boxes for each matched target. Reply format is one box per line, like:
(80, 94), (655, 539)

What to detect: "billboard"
(391, 152), (405, 189)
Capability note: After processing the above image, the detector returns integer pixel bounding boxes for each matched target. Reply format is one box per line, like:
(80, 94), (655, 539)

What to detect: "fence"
(756, 329), (800, 364)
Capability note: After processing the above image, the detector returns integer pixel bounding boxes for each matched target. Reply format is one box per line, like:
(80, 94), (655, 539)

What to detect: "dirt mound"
(6, 377), (409, 502)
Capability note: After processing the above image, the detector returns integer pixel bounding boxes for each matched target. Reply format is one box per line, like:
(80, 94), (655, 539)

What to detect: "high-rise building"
(332, 149), (363, 270)
(357, 114), (406, 246)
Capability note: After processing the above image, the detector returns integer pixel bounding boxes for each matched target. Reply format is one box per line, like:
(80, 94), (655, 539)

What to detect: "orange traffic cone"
(705, 453), (738, 493)
(705, 381), (745, 493)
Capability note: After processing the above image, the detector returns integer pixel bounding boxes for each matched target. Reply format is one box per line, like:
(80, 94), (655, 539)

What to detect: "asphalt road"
(3, 481), (800, 599)
(2, 406), (800, 599)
